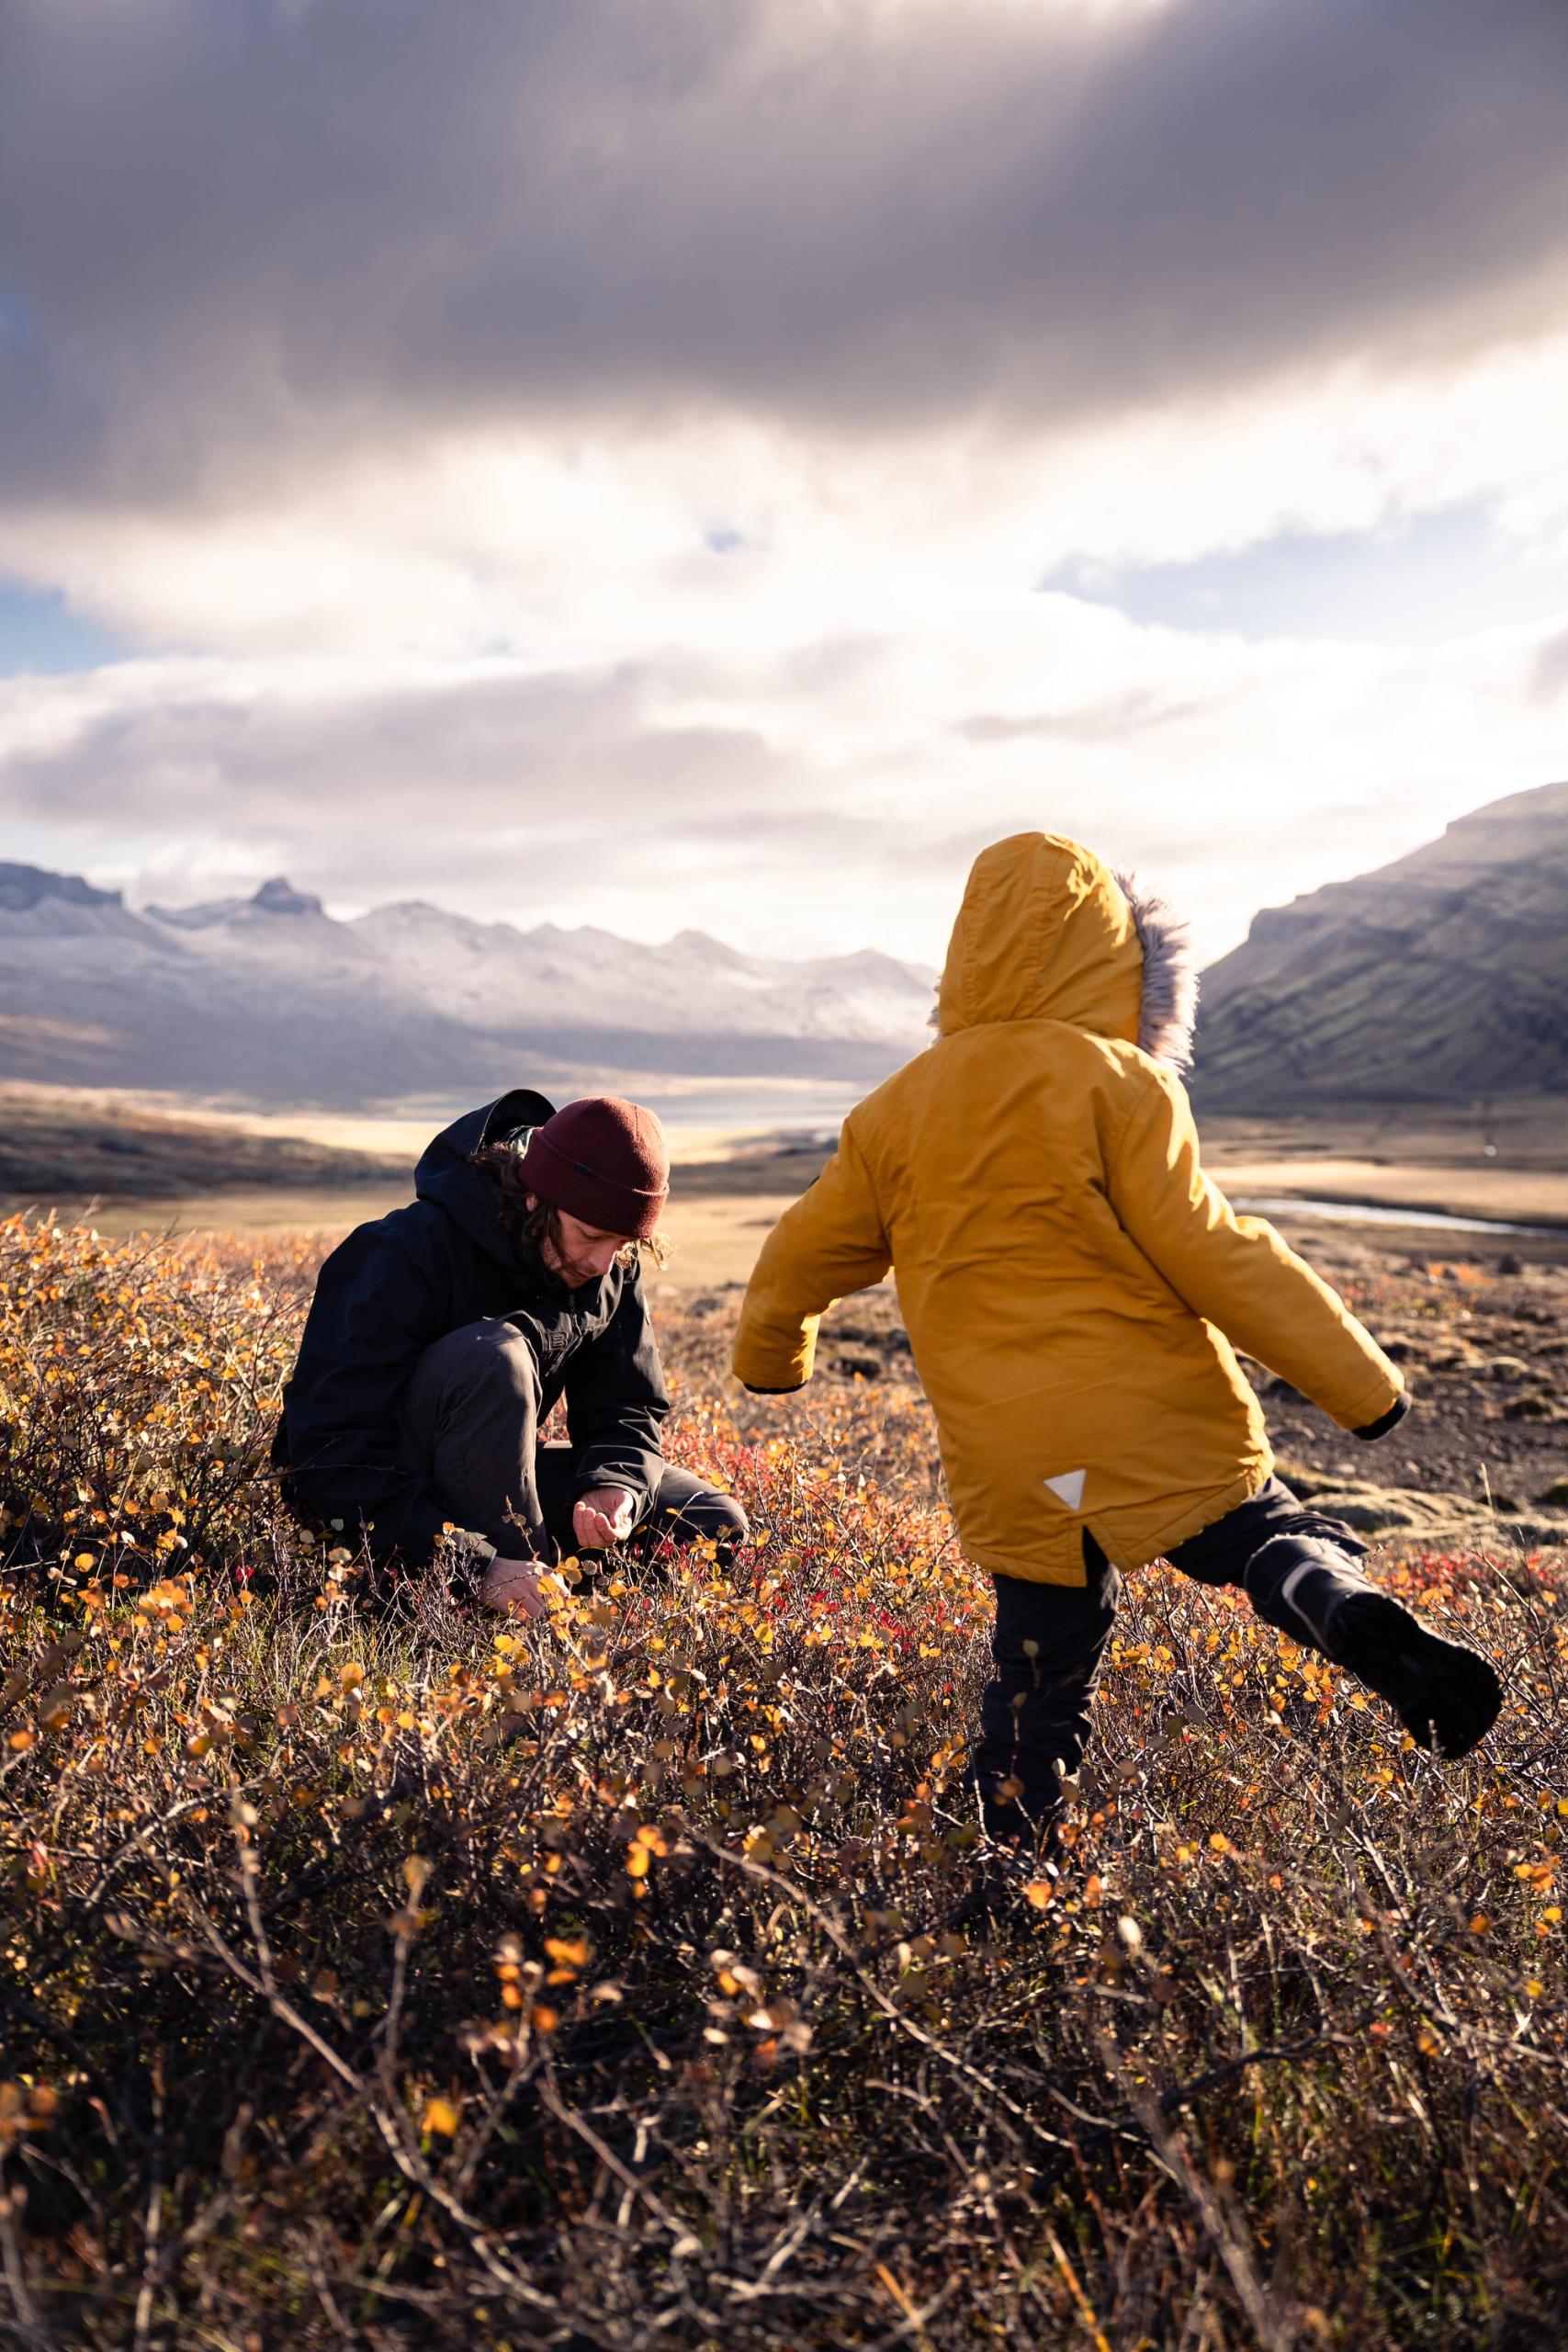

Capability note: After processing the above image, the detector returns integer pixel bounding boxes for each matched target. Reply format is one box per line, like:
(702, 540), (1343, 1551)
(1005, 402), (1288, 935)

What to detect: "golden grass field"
(2, 1209), (1566, 2347)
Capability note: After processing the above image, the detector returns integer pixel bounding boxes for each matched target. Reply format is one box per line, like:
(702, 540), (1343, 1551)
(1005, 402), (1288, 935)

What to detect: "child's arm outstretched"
(732, 1125), (891, 1393)
(1110, 1063), (1404, 1433)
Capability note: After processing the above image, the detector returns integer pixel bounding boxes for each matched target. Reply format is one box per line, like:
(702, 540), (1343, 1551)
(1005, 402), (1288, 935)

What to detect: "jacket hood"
(414, 1088), (558, 1267)
(935, 832), (1199, 1072)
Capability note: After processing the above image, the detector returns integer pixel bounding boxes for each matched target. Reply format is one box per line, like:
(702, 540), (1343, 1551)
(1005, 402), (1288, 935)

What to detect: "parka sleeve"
(1108, 1065), (1404, 1431)
(564, 1258), (671, 1518)
(275, 1223), (493, 1575)
(732, 1123), (892, 1393)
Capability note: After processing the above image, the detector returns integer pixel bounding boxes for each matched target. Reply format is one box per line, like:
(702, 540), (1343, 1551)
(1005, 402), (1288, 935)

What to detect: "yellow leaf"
(1023, 1881), (1052, 1909)
(423, 2097), (460, 2137)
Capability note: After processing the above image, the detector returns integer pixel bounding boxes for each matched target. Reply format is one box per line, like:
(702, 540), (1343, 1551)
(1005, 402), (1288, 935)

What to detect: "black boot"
(1321, 1591), (1500, 1758)
(1247, 1533), (1501, 1758)
(972, 1770), (1060, 1849)
(949, 1781), (1059, 1926)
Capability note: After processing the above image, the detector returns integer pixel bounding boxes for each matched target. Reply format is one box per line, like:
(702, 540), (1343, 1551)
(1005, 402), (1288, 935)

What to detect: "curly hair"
(468, 1138), (671, 1270)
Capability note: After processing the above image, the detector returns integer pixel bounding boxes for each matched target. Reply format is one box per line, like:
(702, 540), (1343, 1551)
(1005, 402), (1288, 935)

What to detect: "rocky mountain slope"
(0, 867), (935, 1108)
(1192, 781), (1568, 1107)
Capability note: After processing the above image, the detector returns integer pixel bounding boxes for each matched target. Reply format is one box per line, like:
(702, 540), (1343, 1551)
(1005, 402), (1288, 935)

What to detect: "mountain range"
(1192, 780), (1568, 1108)
(0, 867), (937, 1107)
(3, 780), (1563, 1112)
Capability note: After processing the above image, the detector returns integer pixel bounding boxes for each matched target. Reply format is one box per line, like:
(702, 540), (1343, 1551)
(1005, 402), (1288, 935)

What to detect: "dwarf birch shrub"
(1, 1213), (1565, 2348)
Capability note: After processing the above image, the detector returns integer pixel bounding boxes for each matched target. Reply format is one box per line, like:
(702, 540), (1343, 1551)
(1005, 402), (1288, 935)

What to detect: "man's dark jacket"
(272, 1091), (670, 1572)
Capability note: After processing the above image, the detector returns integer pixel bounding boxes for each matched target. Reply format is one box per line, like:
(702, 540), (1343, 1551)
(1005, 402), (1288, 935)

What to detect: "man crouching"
(273, 1088), (747, 1615)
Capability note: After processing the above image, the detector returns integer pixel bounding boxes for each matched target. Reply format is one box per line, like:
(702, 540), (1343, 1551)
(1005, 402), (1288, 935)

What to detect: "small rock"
(1535, 1478), (1568, 1510)
(1495, 1517), (1568, 1548)
(1324, 1493), (1425, 1532)
(1504, 1394), (1560, 1421)
(835, 1353), (883, 1380)
(1497, 1252), (1526, 1277)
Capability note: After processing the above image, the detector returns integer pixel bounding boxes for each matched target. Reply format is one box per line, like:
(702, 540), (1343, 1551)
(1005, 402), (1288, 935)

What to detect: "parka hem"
(962, 1457), (1278, 1590)
(1116, 1456), (1278, 1570)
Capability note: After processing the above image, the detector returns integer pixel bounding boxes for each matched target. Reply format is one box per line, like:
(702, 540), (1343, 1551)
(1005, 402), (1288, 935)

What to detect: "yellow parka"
(732, 832), (1404, 1588)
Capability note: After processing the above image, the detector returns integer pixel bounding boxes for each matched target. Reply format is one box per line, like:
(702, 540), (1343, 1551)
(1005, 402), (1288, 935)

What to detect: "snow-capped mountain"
(0, 864), (937, 1107)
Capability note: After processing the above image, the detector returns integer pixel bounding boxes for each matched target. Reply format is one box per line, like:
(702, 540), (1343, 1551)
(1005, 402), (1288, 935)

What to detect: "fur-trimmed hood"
(932, 833), (1199, 1073)
(1111, 868), (1200, 1074)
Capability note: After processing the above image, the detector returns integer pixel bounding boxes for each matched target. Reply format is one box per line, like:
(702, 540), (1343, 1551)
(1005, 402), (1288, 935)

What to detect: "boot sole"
(1326, 1592), (1502, 1758)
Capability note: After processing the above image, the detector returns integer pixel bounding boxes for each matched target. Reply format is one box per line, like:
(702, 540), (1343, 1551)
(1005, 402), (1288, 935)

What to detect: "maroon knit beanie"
(517, 1096), (670, 1239)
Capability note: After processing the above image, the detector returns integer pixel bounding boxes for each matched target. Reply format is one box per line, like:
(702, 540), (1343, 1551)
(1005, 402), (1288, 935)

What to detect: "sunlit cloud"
(2, 0), (1567, 979)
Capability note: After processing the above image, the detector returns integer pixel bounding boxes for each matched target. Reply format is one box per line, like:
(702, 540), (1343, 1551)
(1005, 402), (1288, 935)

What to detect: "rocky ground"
(678, 1218), (1568, 1558)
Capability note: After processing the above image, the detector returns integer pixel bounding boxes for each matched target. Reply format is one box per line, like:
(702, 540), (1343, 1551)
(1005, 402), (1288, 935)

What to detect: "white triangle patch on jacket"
(1043, 1469), (1087, 1511)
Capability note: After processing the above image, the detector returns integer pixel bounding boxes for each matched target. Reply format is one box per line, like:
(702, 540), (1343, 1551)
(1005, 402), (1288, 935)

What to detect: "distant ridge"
(1192, 782), (1568, 1107)
(8, 786), (1561, 1114)
(0, 869), (937, 1108)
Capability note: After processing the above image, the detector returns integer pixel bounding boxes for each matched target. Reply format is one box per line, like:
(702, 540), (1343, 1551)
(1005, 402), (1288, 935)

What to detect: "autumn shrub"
(1, 1211), (1566, 2350)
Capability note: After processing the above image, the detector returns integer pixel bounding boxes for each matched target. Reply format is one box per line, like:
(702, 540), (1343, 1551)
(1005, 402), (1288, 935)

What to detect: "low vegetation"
(2, 1212), (1565, 2348)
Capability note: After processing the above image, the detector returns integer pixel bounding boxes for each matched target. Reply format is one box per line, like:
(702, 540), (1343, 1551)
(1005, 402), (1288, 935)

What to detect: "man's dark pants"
(398, 1317), (748, 1567)
(975, 1477), (1370, 1826)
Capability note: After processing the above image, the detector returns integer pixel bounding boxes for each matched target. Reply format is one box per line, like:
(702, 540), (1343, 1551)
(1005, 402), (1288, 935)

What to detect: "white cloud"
(3, 592), (1563, 970)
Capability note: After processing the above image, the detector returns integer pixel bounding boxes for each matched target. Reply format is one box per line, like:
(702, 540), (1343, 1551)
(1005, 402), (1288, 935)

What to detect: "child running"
(732, 832), (1502, 1841)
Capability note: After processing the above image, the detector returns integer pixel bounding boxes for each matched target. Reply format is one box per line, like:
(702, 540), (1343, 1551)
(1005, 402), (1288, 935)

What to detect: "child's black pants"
(975, 1476), (1370, 1826)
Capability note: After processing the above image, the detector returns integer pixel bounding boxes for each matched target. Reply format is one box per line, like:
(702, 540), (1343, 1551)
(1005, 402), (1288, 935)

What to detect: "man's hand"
(572, 1486), (637, 1552)
(479, 1556), (549, 1620)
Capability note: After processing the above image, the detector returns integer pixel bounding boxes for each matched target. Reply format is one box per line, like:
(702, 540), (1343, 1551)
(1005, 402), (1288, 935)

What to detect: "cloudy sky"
(3, 0), (1567, 968)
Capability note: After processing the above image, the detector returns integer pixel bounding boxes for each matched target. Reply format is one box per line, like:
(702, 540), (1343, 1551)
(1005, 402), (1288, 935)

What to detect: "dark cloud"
(3, 0), (1567, 509)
